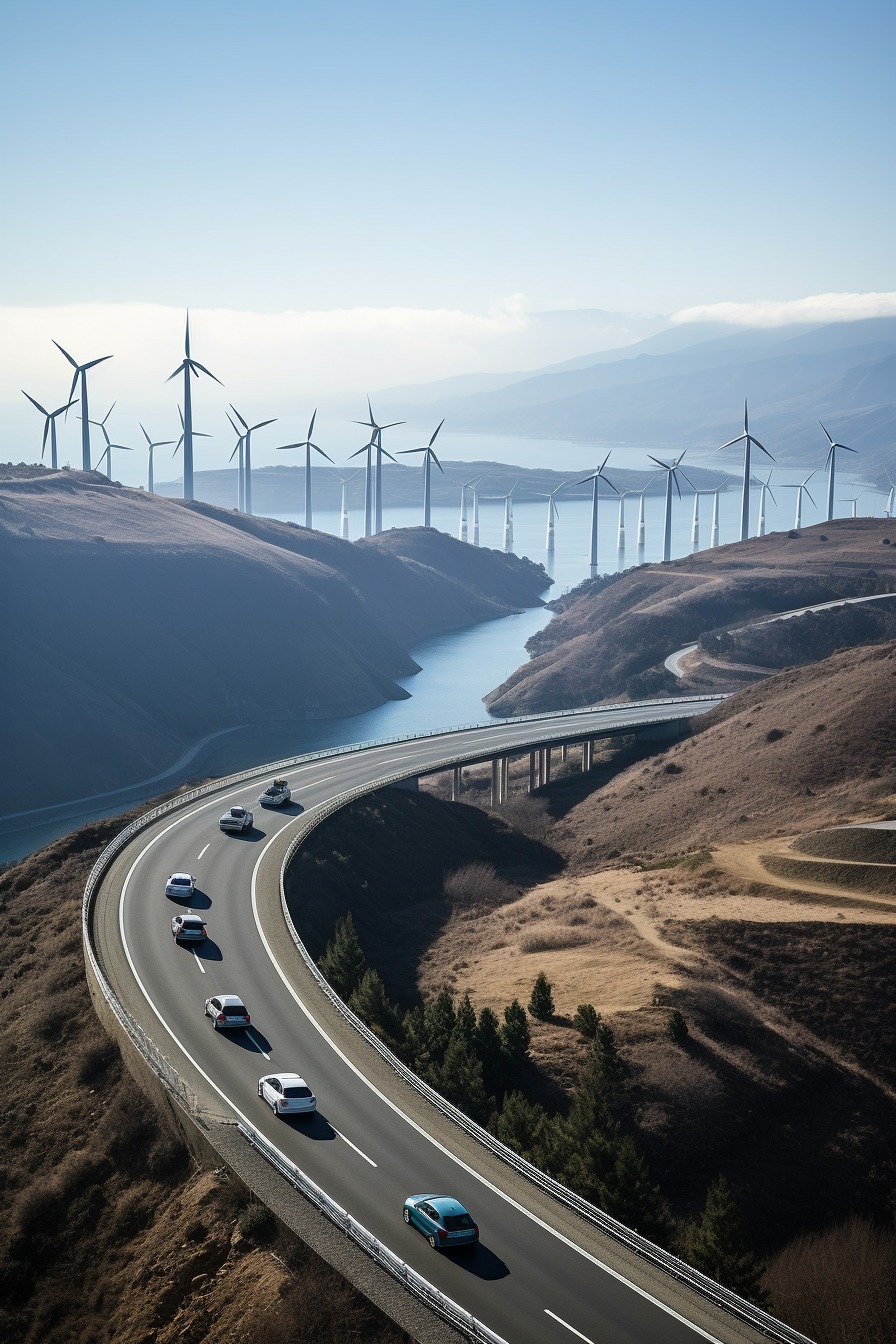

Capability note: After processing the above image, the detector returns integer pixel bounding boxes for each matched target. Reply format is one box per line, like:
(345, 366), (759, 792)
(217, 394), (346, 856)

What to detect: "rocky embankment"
(0, 466), (547, 814)
(485, 518), (896, 715)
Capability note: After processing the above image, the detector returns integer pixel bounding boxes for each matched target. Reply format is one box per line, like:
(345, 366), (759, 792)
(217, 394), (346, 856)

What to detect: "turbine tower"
(140, 424), (175, 494)
(636, 486), (649, 551)
(166, 312), (221, 501)
(458, 475), (484, 541)
(839, 494), (861, 519)
(617, 490), (634, 553)
(710, 486), (722, 548)
(225, 412), (246, 511)
(885, 471), (895, 519)
(351, 399), (405, 534)
(499, 483), (519, 553)
(750, 471), (776, 537)
(229, 406), (275, 516)
(331, 468), (361, 539)
(22, 391), (76, 469)
(276, 410), (334, 528)
(793, 471), (816, 530)
(576, 454), (618, 571)
(52, 342), (112, 471)
(690, 491), (701, 551)
(647, 452), (696, 562)
(174, 405), (212, 495)
(399, 419), (445, 527)
(716, 400), (774, 541)
(347, 434), (378, 537)
(819, 422), (857, 522)
(535, 483), (566, 551)
(471, 477), (487, 545)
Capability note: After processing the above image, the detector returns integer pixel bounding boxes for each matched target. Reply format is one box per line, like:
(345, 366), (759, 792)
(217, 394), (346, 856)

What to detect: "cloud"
(670, 291), (896, 328)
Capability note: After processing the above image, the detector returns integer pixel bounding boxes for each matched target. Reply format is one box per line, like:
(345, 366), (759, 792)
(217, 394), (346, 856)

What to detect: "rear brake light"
(473, 1224), (479, 1235)
(244, 1014), (250, 1023)
(217, 1013), (226, 1021)
(437, 1227), (447, 1242)
(278, 1098), (288, 1108)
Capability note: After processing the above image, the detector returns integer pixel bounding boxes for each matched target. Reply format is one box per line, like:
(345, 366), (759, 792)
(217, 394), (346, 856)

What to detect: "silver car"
(205, 994), (251, 1029)
(258, 779), (291, 807)
(171, 912), (207, 942)
(219, 806), (253, 833)
(165, 872), (196, 898)
(258, 1072), (316, 1116)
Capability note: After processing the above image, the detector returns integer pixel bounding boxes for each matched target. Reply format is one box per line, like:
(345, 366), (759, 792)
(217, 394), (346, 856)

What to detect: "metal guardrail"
(238, 1122), (507, 1344)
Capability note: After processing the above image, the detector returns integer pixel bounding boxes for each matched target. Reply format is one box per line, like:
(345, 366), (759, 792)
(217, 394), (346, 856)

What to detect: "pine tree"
(601, 1136), (672, 1247)
(473, 1005), (504, 1092)
(422, 990), (456, 1065)
(667, 1009), (689, 1043)
(573, 1003), (600, 1039)
(318, 912), (368, 998)
(437, 1034), (491, 1125)
(528, 971), (555, 1021)
(490, 1091), (549, 1164)
(685, 1177), (768, 1306)
(348, 968), (399, 1042)
(501, 998), (531, 1064)
(454, 991), (477, 1046)
(594, 1020), (628, 1083)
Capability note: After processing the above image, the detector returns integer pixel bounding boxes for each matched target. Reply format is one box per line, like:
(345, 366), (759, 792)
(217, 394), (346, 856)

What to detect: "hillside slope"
(486, 518), (896, 716)
(0, 469), (546, 813)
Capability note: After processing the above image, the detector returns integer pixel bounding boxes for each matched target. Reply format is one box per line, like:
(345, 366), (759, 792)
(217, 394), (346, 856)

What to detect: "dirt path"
(712, 838), (896, 911)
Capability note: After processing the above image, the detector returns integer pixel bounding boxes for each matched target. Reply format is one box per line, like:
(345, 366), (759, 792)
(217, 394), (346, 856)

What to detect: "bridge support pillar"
(491, 757), (508, 806)
(582, 740), (593, 772)
(451, 767), (462, 801)
(540, 748), (551, 785)
(561, 743), (568, 763)
(528, 751), (537, 793)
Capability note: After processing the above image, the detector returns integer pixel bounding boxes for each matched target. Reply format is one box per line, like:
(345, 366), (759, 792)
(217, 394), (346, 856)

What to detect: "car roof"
(177, 913), (204, 922)
(215, 994), (246, 1006)
(269, 1072), (308, 1085)
(169, 872), (192, 879)
(429, 1196), (468, 1215)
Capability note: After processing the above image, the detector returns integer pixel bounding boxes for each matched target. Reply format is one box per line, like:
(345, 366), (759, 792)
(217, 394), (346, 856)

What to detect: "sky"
(1, 0), (893, 483)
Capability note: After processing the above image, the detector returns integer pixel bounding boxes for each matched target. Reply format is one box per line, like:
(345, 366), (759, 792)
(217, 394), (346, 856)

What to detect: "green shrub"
(528, 971), (555, 1021)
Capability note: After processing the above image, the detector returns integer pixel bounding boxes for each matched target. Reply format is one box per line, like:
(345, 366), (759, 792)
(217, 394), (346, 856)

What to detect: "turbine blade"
(250, 419), (276, 431)
(818, 420), (835, 445)
(52, 340), (78, 368)
(189, 359), (222, 384)
(22, 390), (49, 416)
(379, 420), (406, 430)
(166, 362), (186, 382)
(428, 418), (445, 446)
(140, 423), (152, 446)
(308, 409), (317, 438)
(53, 398), (78, 418)
(749, 434), (775, 461)
(275, 442), (303, 450)
(804, 489), (816, 507)
(230, 405), (248, 431)
(82, 355), (113, 371)
(716, 435), (744, 451)
(432, 452), (445, 474)
(311, 444), (334, 463)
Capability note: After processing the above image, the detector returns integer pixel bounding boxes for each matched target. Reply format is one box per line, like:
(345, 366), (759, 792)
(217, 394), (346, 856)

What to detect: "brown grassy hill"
(550, 640), (896, 865)
(0, 815), (408, 1344)
(485, 518), (896, 715)
(0, 469), (546, 813)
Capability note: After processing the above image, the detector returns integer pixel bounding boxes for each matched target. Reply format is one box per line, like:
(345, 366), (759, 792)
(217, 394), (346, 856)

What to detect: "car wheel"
(271, 1099), (279, 1116)
(403, 1208), (411, 1223)
(428, 1234), (438, 1249)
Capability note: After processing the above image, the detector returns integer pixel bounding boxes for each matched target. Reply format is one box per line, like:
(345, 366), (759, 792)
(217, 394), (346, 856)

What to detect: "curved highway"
(92, 699), (787, 1344)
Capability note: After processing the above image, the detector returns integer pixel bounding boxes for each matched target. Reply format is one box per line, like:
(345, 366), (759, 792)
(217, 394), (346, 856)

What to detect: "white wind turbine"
(819, 421), (857, 521)
(751, 470), (776, 537)
(226, 412), (246, 510)
(576, 454), (618, 570)
(885, 471), (895, 519)
(839, 493), (861, 518)
(330, 468), (362, 539)
(399, 419), (445, 527)
(616, 490), (635, 553)
(647, 452), (696, 562)
(792, 471), (816, 529)
(174, 405), (212, 495)
(351, 399), (405, 534)
(534, 483), (566, 551)
(89, 404), (133, 478)
(140, 424), (175, 494)
(276, 410), (334, 528)
(52, 342), (112, 470)
(458, 474), (484, 541)
(716, 400), (774, 540)
(166, 312), (221, 501)
(229, 405), (276, 516)
(21, 390), (76, 469)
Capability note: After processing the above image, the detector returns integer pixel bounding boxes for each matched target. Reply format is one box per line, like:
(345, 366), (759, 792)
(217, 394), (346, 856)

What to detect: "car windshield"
(282, 1085), (312, 1098)
(443, 1213), (475, 1230)
(172, 877), (191, 884)
(224, 1004), (247, 1016)
(231, 808), (245, 816)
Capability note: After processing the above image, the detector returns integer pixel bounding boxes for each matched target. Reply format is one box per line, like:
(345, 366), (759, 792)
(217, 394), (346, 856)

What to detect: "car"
(219, 805), (253, 833)
(402, 1195), (479, 1249)
(204, 994), (250, 1029)
(257, 1072), (316, 1116)
(165, 872), (196, 898)
(171, 912), (207, 942)
(258, 778), (291, 808)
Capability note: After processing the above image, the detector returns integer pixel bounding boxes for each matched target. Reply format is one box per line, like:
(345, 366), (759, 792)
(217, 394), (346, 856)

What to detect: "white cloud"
(670, 290), (896, 328)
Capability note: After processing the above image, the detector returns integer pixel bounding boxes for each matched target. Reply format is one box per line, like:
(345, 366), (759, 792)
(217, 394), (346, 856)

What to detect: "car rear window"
(224, 1004), (247, 1016)
(443, 1214), (475, 1230)
(172, 877), (191, 884)
(182, 919), (204, 929)
(282, 1085), (312, 1098)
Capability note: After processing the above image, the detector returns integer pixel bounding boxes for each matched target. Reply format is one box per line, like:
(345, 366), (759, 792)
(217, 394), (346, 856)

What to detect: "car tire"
(271, 1099), (279, 1116)
(403, 1208), (411, 1223)
(428, 1234), (438, 1249)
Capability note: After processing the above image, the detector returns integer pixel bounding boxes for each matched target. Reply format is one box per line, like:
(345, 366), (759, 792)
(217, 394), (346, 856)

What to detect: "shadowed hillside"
(0, 467), (547, 814)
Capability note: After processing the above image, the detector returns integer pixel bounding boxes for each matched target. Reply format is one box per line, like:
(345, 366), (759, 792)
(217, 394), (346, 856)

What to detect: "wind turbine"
(535, 483), (566, 552)
(690, 491), (701, 551)
(647, 452), (696, 562)
(166, 312), (221, 502)
(471, 476), (488, 545)
(750, 471), (776, 537)
(88, 405), (132, 478)
(458, 475), (484, 541)
(330, 468), (361, 539)
(576, 454), (618, 570)
(498, 482), (519, 553)
(716, 400), (774, 541)
(229, 406), (275, 516)
(351, 399), (405, 534)
(616, 490), (635, 553)
(139, 424), (175, 494)
(839, 494), (861, 519)
(819, 422), (857, 522)
(276, 410), (334, 528)
(885, 471), (895, 519)
(21, 391), (76, 469)
(174, 405), (212, 495)
(224, 412), (246, 510)
(636, 484), (651, 551)
(399, 419), (445, 527)
(347, 433), (378, 537)
(793, 471), (816, 530)
(52, 342), (112, 470)
(709, 483), (726, 547)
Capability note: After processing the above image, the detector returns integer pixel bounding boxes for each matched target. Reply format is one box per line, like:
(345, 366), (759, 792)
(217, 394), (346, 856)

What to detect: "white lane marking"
(247, 845), (721, 1343)
(192, 950), (206, 974)
(545, 1309), (596, 1342)
(332, 1126), (378, 1167)
(197, 843), (210, 861)
(246, 1028), (271, 1061)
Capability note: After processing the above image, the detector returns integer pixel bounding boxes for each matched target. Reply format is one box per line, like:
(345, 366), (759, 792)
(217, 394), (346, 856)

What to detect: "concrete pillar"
(541, 748), (551, 785)
(500, 755), (509, 803)
(529, 752), (537, 793)
(452, 767), (461, 801)
(582, 740), (593, 772)
(491, 758), (500, 806)
(561, 743), (568, 763)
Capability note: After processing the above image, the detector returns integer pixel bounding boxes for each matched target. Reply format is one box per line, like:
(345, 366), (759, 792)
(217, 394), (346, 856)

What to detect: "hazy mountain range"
(376, 317), (896, 470)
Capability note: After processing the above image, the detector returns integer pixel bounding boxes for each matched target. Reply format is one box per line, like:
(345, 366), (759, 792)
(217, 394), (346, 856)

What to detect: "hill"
(0, 467), (547, 815)
(485, 518), (896, 716)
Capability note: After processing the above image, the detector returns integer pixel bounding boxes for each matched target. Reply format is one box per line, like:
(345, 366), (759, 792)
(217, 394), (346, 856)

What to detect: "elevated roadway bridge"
(87, 696), (810, 1344)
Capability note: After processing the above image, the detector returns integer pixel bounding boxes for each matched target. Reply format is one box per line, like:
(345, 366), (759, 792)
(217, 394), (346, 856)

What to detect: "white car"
(258, 779), (291, 807)
(219, 805), (253, 833)
(258, 1072), (316, 1116)
(205, 994), (251, 1030)
(171, 912), (207, 942)
(166, 872), (196, 898)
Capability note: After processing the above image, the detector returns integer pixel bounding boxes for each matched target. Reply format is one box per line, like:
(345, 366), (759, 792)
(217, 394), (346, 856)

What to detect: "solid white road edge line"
(332, 1126), (379, 1167)
(248, 831), (723, 1344)
(197, 843), (210, 860)
(192, 950), (206, 974)
(544, 1309), (596, 1343)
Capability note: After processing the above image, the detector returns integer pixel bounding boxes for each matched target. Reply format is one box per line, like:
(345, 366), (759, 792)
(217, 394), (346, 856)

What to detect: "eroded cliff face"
(0, 470), (547, 811)
(484, 518), (896, 716)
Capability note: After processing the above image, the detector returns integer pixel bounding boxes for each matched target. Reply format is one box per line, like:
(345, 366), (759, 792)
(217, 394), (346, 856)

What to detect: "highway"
(92, 696), (786, 1344)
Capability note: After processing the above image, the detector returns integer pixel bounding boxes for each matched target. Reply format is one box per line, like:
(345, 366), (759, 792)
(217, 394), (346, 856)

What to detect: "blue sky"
(2, 0), (893, 314)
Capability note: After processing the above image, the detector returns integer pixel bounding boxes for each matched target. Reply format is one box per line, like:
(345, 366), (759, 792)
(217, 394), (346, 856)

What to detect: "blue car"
(403, 1194), (479, 1249)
